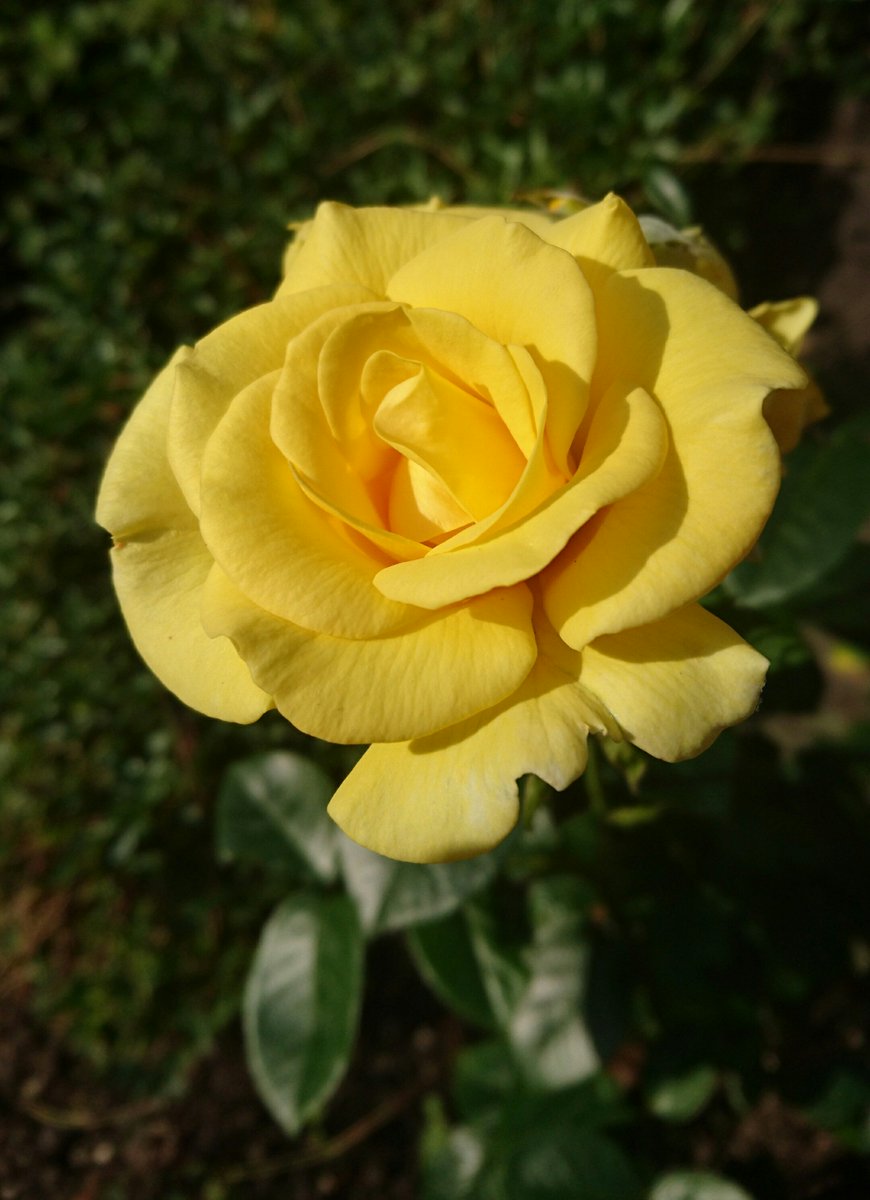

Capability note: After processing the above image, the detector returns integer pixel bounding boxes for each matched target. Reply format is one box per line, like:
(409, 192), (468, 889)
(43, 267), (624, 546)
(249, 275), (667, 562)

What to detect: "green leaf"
(242, 894), (363, 1134)
(649, 1171), (754, 1200)
(467, 878), (601, 1089)
(421, 1116), (488, 1200)
(407, 912), (497, 1029)
(506, 1127), (642, 1200)
(725, 416), (870, 609)
(646, 1063), (718, 1121)
(338, 834), (498, 936)
(216, 752), (338, 883)
(453, 1039), (521, 1122)
(642, 164), (692, 226)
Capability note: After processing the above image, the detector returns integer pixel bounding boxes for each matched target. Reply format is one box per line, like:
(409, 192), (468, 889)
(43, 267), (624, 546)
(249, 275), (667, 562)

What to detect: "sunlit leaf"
(243, 894), (363, 1133)
(217, 751), (338, 883)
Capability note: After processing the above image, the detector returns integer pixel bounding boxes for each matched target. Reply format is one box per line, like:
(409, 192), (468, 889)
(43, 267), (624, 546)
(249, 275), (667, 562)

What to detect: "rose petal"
(168, 286), (374, 515)
(544, 192), (655, 292)
(580, 603), (767, 760)
(200, 375), (411, 638)
(96, 353), (271, 722)
(277, 202), (472, 297)
(543, 268), (808, 648)
(387, 215), (596, 475)
(373, 383), (667, 608)
(201, 566), (536, 744)
(751, 297), (828, 454)
(327, 618), (614, 863)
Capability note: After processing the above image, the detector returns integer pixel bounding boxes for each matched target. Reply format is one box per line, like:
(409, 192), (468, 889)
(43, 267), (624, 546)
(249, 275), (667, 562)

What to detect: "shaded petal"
(327, 618), (613, 863)
(277, 202), (472, 297)
(544, 193), (654, 292)
(202, 566), (536, 743)
(200, 374), (411, 638)
(374, 384), (667, 608)
(580, 603), (767, 760)
(387, 215), (596, 475)
(544, 268), (807, 648)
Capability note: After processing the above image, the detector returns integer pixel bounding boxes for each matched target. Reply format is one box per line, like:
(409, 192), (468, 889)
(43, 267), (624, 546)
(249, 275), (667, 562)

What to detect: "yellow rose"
(97, 196), (808, 863)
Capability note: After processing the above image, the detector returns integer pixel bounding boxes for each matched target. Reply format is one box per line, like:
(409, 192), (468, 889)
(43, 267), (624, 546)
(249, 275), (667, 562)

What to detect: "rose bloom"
(97, 196), (818, 862)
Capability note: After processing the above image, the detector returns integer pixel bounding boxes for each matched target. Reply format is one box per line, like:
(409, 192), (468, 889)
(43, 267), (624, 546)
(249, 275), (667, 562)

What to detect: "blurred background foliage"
(2, 1), (869, 1196)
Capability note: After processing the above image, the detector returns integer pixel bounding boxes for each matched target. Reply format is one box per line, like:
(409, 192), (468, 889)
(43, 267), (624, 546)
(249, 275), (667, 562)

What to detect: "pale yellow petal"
(96, 349), (195, 538)
(96, 352), (271, 722)
(403, 307), (541, 458)
(110, 533), (272, 723)
(544, 193), (654, 292)
(387, 215), (596, 475)
(200, 375), (410, 639)
(277, 202), (471, 297)
(750, 297), (818, 354)
(424, 201), (556, 237)
(373, 363), (525, 519)
(202, 566), (536, 743)
(580, 604), (767, 761)
(374, 384), (667, 608)
(751, 296), (827, 454)
(327, 619), (613, 863)
(167, 286), (374, 516)
(544, 268), (807, 648)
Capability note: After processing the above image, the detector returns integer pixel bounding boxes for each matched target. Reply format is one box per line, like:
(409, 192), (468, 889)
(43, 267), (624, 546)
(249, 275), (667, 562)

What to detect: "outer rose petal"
(543, 193), (655, 292)
(277, 203), (472, 297)
(751, 297), (828, 453)
(96, 353), (271, 722)
(580, 604), (767, 761)
(328, 626), (615, 863)
(201, 566), (537, 743)
(544, 268), (808, 648)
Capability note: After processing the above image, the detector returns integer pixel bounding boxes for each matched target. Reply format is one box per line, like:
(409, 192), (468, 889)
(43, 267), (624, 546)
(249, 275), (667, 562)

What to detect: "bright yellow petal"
(202, 566), (536, 743)
(387, 215), (596, 475)
(168, 285), (374, 516)
(199, 374), (410, 639)
(580, 603), (767, 761)
(405, 307), (540, 458)
(96, 352), (271, 722)
(374, 384), (667, 608)
(373, 362), (525, 519)
(327, 618), (614, 863)
(277, 202), (471, 297)
(544, 193), (654, 293)
(544, 268), (807, 648)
